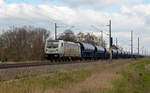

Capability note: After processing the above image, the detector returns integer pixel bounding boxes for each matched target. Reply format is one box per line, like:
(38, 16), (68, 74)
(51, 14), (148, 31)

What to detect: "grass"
(109, 58), (150, 93)
(1, 59), (146, 93)
(0, 59), (116, 93)
(0, 69), (92, 93)
(0, 60), (49, 64)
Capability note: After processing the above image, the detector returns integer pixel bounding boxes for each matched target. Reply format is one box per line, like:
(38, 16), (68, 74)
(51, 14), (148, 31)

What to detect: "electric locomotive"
(45, 40), (81, 60)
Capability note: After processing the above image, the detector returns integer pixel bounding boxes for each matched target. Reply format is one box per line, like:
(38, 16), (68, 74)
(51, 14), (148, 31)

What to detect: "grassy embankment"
(0, 59), (123, 93)
(0, 59), (150, 93)
(0, 69), (92, 93)
(109, 58), (150, 93)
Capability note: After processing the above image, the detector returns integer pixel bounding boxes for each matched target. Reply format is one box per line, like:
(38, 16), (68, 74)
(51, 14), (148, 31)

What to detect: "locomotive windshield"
(47, 40), (59, 48)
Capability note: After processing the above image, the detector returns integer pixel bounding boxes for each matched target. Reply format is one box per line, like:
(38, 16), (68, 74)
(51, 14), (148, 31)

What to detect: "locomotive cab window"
(47, 40), (59, 48)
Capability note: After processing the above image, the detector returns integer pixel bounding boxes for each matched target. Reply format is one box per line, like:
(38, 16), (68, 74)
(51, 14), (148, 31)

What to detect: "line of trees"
(0, 26), (50, 62)
(58, 29), (107, 47)
(0, 27), (107, 62)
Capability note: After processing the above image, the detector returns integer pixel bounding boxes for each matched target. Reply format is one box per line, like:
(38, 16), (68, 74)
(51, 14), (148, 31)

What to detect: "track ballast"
(0, 60), (96, 69)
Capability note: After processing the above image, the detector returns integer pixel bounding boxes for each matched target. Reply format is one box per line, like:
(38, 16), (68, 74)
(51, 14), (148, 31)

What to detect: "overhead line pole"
(54, 23), (57, 40)
(100, 30), (103, 46)
(138, 37), (139, 55)
(131, 31), (133, 57)
(116, 37), (118, 46)
(107, 20), (112, 60)
(109, 20), (112, 49)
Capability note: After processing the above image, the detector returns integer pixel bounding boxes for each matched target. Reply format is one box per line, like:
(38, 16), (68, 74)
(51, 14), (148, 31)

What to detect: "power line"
(54, 23), (75, 40)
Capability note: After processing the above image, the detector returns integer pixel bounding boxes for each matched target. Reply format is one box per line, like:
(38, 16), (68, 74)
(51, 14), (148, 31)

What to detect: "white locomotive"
(45, 40), (81, 60)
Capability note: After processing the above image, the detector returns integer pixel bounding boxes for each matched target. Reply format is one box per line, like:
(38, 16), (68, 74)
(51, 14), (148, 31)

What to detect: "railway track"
(0, 59), (135, 80)
(0, 60), (94, 69)
(0, 58), (137, 69)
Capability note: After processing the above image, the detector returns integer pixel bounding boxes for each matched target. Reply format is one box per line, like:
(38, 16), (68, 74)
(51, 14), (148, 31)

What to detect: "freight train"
(45, 40), (144, 61)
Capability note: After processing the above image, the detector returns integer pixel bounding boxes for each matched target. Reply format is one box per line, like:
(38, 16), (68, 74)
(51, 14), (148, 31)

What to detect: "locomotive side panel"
(64, 42), (81, 57)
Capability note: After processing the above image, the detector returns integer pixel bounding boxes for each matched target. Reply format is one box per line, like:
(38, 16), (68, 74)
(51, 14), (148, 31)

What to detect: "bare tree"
(76, 32), (107, 47)
(76, 32), (85, 42)
(58, 29), (76, 42)
(0, 26), (50, 62)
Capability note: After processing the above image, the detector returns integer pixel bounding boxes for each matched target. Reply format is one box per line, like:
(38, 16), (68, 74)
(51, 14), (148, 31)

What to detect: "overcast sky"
(0, 0), (150, 54)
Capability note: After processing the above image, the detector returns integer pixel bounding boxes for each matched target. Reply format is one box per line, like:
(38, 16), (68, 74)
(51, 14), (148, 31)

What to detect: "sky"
(0, 0), (150, 54)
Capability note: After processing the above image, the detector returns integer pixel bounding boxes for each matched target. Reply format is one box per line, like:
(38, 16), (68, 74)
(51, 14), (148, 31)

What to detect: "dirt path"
(46, 60), (133, 93)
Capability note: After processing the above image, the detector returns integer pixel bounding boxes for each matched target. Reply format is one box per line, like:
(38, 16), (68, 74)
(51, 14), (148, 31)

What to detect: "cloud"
(48, 0), (141, 9)
(0, 0), (150, 50)
(0, 0), (4, 5)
